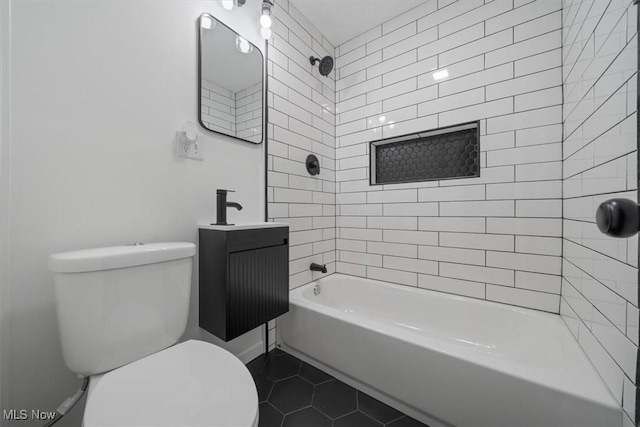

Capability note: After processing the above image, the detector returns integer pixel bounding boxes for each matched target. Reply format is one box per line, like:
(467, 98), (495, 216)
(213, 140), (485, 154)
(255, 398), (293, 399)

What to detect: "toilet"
(48, 242), (259, 427)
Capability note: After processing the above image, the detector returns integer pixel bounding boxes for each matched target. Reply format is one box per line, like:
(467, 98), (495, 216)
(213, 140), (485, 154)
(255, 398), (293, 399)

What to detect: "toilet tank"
(49, 242), (196, 376)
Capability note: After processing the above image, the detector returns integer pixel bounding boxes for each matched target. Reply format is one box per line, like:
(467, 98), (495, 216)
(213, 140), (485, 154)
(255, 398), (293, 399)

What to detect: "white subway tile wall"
(267, 2), (640, 421)
(201, 79), (236, 133)
(333, 0), (564, 313)
(235, 82), (263, 143)
(201, 80), (262, 143)
(266, 1), (336, 296)
(561, 0), (638, 423)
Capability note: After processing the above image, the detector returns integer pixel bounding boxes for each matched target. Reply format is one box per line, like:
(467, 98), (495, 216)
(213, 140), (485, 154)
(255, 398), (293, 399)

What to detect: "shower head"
(309, 55), (334, 77)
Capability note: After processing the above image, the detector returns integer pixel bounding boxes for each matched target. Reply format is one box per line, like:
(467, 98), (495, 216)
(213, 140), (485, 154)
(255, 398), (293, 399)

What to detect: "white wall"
(0, 0), (10, 416)
(3, 1), (266, 425)
(333, 0), (564, 312)
(560, 0), (638, 425)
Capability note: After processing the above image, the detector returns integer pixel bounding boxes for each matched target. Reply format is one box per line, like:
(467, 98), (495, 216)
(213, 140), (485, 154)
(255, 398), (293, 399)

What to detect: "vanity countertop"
(199, 222), (289, 231)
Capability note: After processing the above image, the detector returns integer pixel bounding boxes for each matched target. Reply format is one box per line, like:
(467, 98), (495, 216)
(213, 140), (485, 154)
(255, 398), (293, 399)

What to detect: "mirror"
(198, 13), (264, 144)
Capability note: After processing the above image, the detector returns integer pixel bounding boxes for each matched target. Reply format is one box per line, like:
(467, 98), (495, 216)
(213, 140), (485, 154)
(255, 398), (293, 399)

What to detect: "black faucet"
(215, 189), (243, 226)
(310, 263), (327, 273)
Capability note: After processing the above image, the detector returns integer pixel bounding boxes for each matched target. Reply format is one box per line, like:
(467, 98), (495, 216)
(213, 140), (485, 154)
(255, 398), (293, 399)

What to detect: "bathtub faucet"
(310, 263), (327, 273)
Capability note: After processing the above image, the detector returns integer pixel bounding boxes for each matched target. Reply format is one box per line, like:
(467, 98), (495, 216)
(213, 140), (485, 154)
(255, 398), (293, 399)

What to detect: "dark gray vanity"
(198, 223), (289, 341)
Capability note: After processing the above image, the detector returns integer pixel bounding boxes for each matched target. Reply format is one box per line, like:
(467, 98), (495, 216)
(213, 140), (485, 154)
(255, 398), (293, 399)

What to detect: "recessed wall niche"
(370, 121), (479, 185)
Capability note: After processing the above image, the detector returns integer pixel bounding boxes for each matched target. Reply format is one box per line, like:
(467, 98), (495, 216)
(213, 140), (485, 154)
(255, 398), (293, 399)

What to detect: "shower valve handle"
(306, 154), (320, 176)
(595, 198), (640, 238)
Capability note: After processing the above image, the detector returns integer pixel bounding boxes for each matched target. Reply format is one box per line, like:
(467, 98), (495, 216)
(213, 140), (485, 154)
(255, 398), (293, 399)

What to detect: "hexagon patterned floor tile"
(283, 407), (332, 427)
(313, 380), (357, 418)
(254, 372), (275, 403)
(270, 377), (314, 414)
(299, 361), (333, 385)
(334, 411), (382, 427)
(263, 353), (302, 381)
(247, 349), (429, 427)
(259, 403), (284, 427)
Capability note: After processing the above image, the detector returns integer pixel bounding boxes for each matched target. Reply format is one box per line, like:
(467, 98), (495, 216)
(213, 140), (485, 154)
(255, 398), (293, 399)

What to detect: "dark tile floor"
(246, 349), (429, 427)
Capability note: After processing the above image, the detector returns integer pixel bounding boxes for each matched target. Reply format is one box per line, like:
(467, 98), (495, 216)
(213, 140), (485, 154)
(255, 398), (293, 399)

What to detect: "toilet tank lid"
(48, 242), (196, 273)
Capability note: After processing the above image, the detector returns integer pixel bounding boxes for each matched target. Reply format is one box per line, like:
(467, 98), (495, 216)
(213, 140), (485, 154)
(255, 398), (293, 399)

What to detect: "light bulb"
(201, 15), (215, 30)
(259, 26), (272, 40)
(260, 14), (272, 29)
(259, 0), (274, 36)
(218, 0), (234, 10)
(236, 36), (253, 54)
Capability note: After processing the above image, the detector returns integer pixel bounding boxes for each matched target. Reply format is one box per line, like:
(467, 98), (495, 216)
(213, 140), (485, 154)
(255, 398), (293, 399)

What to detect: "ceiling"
(289, 0), (426, 47)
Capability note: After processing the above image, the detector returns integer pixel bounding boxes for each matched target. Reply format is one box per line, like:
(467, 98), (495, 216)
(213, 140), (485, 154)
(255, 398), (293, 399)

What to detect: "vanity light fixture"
(218, 0), (246, 11)
(259, 0), (274, 40)
(236, 36), (253, 54)
(260, 0), (273, 29)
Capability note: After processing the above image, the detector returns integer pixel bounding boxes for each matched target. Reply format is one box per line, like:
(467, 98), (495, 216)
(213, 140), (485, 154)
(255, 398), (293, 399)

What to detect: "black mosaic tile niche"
(370, 121), (479, 185)
(247, 349), (429, 427)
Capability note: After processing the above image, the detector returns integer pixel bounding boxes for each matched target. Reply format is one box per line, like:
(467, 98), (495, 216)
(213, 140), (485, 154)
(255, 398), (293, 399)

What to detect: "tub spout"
(310, 263), (327, 273)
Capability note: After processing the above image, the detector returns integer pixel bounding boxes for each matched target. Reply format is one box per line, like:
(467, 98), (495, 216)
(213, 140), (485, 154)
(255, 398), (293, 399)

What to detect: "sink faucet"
(215, 189), (243, 226)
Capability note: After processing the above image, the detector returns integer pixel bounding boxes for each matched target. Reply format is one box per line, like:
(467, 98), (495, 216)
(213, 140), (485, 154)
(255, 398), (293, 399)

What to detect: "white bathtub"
(278, 274), (621, 427)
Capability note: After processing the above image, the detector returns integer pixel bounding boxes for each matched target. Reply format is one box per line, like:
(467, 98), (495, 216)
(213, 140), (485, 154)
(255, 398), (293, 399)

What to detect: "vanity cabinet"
(198, 225), (289, 341)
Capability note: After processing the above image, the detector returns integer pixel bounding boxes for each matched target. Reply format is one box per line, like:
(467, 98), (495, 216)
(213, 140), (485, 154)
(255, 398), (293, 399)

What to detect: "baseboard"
(236, 340), (264, 364)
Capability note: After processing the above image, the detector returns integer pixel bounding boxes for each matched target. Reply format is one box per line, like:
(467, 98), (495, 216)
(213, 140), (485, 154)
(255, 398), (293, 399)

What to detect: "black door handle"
(595, 198), (640, 238)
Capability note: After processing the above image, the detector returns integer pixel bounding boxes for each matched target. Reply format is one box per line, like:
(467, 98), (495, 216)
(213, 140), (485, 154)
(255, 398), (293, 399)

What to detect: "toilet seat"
(83, 340), (259, 427)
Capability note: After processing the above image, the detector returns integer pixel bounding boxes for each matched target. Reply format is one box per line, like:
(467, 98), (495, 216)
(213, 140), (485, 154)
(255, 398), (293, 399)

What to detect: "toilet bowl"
(49, 242), (258, 426)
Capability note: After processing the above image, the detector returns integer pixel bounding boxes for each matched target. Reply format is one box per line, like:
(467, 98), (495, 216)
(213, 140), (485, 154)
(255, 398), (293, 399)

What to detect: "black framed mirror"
(198, 13), (264, 144)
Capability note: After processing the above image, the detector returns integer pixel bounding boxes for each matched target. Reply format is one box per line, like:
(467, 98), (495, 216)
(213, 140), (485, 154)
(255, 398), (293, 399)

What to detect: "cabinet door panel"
(227, 244), (289, 340)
